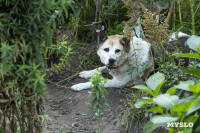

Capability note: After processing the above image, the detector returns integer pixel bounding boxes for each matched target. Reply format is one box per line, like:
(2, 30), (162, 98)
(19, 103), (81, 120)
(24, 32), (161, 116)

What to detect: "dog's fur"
(71, 32), (189, 91)
(71, 35), (153, 91)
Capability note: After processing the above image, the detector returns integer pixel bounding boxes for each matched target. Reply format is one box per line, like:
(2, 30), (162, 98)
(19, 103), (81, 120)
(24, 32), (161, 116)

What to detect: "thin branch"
(77, 21), (102, 28)
(194, 2), (200, 15)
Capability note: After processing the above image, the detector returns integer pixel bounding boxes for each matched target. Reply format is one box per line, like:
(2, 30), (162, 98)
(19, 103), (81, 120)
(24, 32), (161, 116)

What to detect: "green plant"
(0, 0), (73, 132)
(121, 92), (150, 132)
(132, 37), (200, 132)
(158, 61), (195, 91)
(173, 35), (200, 78)
(89, 72), (109, 133)
(133, 72), (200, 133)
(106, 22), (125, 35)
(173, 0), (200, 35)
(47, 40), (72, 73)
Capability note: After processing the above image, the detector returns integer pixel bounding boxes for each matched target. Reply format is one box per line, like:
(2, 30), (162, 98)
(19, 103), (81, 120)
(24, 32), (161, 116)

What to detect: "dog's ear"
(98, 31), (108, 49)
(100, 36), (108, 43)
(120, 37), (130, 53)
(99, 30), (108, 43)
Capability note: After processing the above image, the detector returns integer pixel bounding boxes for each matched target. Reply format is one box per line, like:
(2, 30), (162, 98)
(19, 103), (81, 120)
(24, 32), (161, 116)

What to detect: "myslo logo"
(167, 122), (193, 127)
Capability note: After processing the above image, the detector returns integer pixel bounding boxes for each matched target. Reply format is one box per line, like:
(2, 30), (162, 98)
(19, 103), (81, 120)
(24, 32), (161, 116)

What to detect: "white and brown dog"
(71, 32), (189, 91)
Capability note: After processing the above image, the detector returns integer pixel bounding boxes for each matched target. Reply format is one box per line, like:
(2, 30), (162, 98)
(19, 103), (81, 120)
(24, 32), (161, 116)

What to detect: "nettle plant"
(133, 36), (200, 133)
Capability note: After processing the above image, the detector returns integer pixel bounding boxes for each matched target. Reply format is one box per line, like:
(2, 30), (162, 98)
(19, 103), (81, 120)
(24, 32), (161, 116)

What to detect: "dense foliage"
(0, 0), (72, 132)
(1, 0), (200, 132)
(134, 54), (200, 133)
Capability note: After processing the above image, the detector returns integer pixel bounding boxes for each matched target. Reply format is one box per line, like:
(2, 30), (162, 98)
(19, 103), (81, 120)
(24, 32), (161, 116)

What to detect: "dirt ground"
(43, 77), (127, 133)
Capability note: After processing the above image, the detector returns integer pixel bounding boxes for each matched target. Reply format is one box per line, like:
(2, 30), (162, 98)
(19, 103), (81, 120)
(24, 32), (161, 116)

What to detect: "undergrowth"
(40, 0), (200, 132)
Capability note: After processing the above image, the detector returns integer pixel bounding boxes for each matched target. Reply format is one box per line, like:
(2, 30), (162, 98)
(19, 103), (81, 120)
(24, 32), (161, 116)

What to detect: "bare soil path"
(43, 77), (126, 133)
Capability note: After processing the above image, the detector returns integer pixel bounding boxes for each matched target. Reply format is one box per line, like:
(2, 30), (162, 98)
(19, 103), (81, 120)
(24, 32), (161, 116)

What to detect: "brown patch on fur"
(101, 35), (124, 50)
(120, 37), (130, 53)
(99, 35), (130, 53)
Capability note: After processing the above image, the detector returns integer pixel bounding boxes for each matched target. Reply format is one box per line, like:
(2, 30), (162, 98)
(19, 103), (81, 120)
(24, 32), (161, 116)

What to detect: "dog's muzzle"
(108, 58), (115, 66)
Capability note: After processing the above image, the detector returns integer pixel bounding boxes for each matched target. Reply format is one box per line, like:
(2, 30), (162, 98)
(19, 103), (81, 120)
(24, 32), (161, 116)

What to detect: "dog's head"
(97, 35), (130, 68)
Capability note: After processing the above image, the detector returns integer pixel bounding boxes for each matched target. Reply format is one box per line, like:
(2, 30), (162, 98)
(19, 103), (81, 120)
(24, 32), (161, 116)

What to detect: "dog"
(71, 32), (189, 91)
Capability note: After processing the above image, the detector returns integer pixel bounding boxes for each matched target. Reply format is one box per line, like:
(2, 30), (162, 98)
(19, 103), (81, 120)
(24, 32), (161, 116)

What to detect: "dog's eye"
(115, 49), (120, 53)
(104, 48), (109, 52)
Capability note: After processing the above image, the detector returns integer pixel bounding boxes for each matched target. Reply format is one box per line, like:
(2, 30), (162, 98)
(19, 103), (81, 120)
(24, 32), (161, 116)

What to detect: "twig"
(92, 0), (99, 42)
(189, 0), (195, 35)
(177, 0), (183, 27)
(150, 0), (154, 12)
(56, 73), (79, 84)
(97, 0), (103, 45)
(45, 79), (72, 89)
(194, 2), (200, 15)
(77, 21), (102, 28)
(108, 1), (110, 27)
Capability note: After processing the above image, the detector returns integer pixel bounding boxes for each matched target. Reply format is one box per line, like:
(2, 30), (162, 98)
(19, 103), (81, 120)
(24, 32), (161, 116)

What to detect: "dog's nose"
(109, 58), (115, 64)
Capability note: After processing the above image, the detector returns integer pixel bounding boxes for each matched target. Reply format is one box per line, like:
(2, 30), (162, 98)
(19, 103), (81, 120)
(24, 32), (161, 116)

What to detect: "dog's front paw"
(79, 70), (95, 79)
(71, 83), (90, 91)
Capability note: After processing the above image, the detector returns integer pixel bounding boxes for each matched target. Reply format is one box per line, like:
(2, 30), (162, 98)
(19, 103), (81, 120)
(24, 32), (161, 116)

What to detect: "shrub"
(133, 37), (200, 133)
(0, 0), (73, 132)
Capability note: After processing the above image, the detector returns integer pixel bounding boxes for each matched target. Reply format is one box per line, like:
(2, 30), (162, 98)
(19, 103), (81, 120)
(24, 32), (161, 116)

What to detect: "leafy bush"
(106, 22), (125, 35)
(0, 0), (74, 132)
(133, 72), (200, 133)
(133, 38), (200, 133)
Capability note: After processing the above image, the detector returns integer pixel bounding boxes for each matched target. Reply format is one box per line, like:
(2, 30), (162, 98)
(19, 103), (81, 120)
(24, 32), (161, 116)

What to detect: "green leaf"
(134, 97), (149, 108)
(96, 91), (99, 100)
(172, 98), (200, 119)
(146, 72), (165, 91)
(184, 112), (199, 125)
(91, 96), (97, 104)
(186, 100), (200, 116)
(177, 127), (192, 133)
(189, 81), (200, 97)
(64, 10), (68, 19)
(148, 106), (164, 114)
(140, 98), (154, 107)
(168, 128), (175, 133)
(174, 80), (195, 91)
(172, 53), (200, 60)
(181, 68), (200, 78)
(86, 0), (89, 7)
(198, 45), (200, 54)
(143, 121), (160, 133)
(133, 85), (154, 96)
(178, 96), (195, 105)
(176, 113), (198, 131)
(150, 114), (178, 126)
(167, 87), (177, 95)
(71, 5), (81, 17)
(186, 35), (200, 52)
(153, 93), (179, 109)
(194, 126), (200, 133)
(134, 97), (153, 108)
(153, 80), (166, 97)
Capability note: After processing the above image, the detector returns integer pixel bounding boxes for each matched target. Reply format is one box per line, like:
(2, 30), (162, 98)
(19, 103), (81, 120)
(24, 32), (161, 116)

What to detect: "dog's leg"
(71, 76), (129, 91)
(79, 66), (107, 79)
(71, 82), (91, 91)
